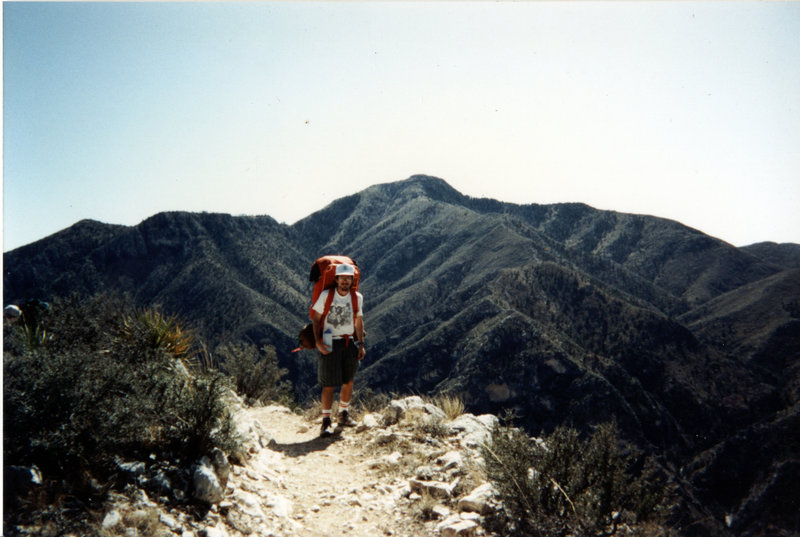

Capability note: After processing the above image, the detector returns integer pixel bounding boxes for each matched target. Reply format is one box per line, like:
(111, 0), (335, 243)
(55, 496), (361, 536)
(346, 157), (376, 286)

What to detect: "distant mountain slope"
(4, 212), (311, 361)
(5, 175), (799, 537)
(741, 241), (800, 270)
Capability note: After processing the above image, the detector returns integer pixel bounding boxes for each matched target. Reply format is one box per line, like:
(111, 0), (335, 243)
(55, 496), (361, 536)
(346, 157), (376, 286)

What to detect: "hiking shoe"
(338, 410), (357, 427)
(320, 417), (334, 438)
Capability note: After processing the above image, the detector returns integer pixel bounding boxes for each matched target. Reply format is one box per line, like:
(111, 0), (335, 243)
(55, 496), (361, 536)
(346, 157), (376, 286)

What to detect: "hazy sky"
(3, 1), (799, 252)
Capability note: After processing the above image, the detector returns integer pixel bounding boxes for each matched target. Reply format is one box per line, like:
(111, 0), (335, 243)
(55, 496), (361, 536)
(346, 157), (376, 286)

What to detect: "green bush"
(482, 421), (672, 537)
(216, 342), (293, 406)
(3, 294), (242, 528)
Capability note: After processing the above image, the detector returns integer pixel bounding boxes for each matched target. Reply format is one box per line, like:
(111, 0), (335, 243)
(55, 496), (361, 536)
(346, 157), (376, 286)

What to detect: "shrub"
(3, 294), (242, 528)
(216, 342), (293, 406)
(414, 414), (450, 440)
(482, 421), (672, 537)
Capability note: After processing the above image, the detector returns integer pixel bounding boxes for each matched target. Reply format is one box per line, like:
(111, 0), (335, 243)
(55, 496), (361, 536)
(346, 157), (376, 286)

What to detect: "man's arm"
(355, 316), (366, 360)
(311, 311), (331, 354)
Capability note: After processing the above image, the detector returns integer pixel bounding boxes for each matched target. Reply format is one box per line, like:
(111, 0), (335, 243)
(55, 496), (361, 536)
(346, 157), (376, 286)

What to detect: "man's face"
(336, 275), (354, 294)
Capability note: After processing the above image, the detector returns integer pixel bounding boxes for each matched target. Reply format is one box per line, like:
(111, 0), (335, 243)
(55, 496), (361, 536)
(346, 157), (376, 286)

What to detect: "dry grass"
(99, 505), (163, 536)
(428, 394), (465, 420)
(411, 490), (440, 522)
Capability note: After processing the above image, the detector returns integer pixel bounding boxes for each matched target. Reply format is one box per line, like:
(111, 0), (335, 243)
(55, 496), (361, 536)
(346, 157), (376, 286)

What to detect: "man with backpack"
(311, 263), (366, 437)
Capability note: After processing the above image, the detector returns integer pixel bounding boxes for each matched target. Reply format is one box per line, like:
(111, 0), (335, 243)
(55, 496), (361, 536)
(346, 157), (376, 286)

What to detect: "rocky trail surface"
(229, 404), (437, 537)
(103, 397), (499, 537)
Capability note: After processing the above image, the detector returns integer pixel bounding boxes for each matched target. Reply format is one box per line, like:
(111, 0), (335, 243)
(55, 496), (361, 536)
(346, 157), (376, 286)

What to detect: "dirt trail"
(230, 405), (436, 537)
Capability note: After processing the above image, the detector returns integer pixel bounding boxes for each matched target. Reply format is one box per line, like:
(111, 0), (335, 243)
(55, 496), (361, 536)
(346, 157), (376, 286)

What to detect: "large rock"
(458, 482), (496, 514)
(409, 478), (458, 499)
(383, 396), (446, 425)
(193, 458), (224, 504)
(101, 509), (122, 530)
(441, 519), (478, 537)
(438, 514), (479, 537)
(449, 414), (498, 448)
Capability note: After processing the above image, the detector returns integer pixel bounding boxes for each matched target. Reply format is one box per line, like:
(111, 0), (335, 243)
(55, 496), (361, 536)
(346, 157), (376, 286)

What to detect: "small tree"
(216, 342), (293, 406)
(483, 421), (673, 537)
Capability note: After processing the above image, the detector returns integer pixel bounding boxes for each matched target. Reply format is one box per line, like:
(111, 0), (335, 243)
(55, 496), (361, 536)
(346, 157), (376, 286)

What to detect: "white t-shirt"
(312, 289), (364, 337)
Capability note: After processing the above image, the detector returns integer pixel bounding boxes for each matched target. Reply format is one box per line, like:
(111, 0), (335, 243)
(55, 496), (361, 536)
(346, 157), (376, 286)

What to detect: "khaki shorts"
(318, 338), (359, 387)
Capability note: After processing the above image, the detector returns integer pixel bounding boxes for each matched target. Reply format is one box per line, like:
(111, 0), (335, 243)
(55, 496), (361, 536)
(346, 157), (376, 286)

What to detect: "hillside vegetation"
(5, 175), (799, 536)
(4, 297), (674, 537)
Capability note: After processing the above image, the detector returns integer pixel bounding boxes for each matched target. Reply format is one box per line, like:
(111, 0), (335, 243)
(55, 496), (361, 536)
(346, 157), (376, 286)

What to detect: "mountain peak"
(370, 174), (466, 206)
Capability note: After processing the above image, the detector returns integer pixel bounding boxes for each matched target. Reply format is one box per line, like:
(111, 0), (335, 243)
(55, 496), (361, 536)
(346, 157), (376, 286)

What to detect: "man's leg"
(338, 380), (355, 426)
(339, 380), (354, 405)
(320, 386), (335, 436)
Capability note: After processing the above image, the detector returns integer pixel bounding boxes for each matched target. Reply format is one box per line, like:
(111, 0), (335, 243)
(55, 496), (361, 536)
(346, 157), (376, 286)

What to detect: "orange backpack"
(308, 255), (360, 323)
(294, 256), (361, 352)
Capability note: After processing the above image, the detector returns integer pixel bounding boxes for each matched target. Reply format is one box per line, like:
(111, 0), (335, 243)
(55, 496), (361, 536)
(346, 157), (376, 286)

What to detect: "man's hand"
(357, 345), (366, 360)
(311, 311), (331, 355)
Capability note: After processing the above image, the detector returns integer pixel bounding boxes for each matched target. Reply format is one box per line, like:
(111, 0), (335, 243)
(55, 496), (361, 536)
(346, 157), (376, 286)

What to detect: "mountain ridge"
(4, 175), (799, 536)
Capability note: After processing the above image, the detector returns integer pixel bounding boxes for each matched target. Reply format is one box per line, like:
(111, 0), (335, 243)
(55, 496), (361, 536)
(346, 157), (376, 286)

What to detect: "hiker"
(311, 263), (365, 437)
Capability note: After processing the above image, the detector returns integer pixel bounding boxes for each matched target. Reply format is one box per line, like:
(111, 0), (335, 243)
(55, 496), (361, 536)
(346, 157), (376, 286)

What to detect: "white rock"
(193, 460), (224, 504)
(436, 514), (463, 530)
(476, 414), (499, 430)
(159, 512), (181, 530)
(357, 413), (380, 432)
(441, 519), (478, 537)
(432, 504), (452, 519)
(409, 478), (454, 499)
(266, 492), (293, 518)
(199, 527), (228, 537)
(437, 450), (463, 470)
(101, 510), (122, 529)
(449, 414), (492, 448)
(382, 451), (403, 465)
(233, 490), (266, 518)
(458, 482), (495, 514)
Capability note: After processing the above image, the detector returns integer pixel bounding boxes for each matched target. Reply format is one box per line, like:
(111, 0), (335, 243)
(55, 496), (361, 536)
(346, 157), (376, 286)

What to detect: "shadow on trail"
(268, 428), (345, 458)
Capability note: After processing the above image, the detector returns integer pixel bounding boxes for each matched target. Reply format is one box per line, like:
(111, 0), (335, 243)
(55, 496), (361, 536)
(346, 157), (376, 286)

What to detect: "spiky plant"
(122, 308), (195, 362)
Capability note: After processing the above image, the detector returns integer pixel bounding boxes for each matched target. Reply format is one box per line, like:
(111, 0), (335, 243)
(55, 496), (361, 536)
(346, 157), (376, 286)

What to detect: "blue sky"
(3, 1), (799, 252)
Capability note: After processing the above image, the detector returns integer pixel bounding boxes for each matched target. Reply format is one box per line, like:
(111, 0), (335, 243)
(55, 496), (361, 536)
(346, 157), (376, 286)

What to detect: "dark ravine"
(5, 175), (799, 536)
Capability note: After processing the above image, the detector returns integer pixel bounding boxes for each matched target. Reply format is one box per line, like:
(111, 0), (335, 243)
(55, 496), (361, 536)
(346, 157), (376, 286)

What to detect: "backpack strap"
(321, 289), (360, 327)
(321, 288), (336, 325)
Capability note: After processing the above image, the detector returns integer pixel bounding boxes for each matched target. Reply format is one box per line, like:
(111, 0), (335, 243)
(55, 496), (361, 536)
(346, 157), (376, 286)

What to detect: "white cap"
(335, 264), (355, 277)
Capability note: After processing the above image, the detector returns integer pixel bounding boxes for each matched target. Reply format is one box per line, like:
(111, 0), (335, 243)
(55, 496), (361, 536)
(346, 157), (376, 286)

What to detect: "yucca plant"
(122, 308), (195, 362)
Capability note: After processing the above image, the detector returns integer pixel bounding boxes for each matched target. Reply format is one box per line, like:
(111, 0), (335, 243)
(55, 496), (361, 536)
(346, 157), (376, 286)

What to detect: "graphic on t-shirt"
(327, 302), (352, 329)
